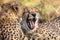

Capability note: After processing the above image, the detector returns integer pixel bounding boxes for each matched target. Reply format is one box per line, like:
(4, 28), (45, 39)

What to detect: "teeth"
(28, 23), (29, 25)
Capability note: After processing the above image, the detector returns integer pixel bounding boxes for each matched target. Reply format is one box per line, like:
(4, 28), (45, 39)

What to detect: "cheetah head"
(21, 7), (40, 33)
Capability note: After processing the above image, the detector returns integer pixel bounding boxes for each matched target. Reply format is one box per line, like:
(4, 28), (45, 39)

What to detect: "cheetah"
(21, 7), (40, 33)
(20, 7), (40, 40)
(1, 1), (60, 40)
(0, 1), (25, 40)
(21, 6), (60, 40)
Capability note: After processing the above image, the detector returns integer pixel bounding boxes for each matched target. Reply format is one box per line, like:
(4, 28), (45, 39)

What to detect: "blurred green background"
(2, 0), (60, 21)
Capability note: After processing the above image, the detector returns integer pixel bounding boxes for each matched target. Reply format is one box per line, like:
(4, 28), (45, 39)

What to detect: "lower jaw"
(27, 25), (33, 30)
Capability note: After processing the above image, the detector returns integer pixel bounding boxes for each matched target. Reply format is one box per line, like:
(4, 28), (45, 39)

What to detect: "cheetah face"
(21, 7), (40, 32)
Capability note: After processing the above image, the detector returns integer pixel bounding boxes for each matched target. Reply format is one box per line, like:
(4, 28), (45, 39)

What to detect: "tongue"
(29, 20), (35, 29)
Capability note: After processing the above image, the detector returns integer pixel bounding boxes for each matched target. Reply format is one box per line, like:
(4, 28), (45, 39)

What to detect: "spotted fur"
(0, 1), (24, 40)
(1, 1), (60, 40)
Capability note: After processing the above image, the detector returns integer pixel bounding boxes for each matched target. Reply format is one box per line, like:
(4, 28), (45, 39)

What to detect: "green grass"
(22, 0), (39, 6)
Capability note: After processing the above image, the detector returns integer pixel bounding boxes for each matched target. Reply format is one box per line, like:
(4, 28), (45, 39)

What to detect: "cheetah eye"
(15, 7), (18, 11)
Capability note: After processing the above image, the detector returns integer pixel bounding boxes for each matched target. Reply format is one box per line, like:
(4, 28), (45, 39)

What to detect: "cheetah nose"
(29, 14), (34, 19)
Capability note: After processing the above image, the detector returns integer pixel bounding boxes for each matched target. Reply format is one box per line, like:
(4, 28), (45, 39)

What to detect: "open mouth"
(26, 18), (36, 30)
